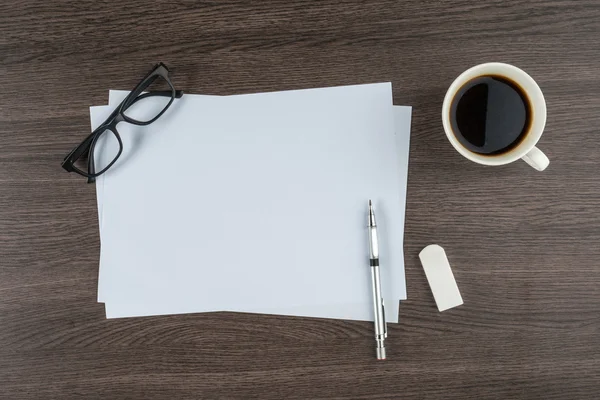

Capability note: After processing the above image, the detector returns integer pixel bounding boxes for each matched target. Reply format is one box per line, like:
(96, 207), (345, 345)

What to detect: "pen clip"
(382, 299), (387, 339)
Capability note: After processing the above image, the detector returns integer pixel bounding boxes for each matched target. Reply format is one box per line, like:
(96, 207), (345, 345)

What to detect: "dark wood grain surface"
(1, 0), (599, 398)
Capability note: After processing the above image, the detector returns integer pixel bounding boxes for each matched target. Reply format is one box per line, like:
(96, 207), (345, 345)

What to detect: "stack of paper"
(90, 83), (412, 322)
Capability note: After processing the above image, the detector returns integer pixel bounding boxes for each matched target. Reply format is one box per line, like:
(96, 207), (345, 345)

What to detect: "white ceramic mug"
(442, 63), (549, 171)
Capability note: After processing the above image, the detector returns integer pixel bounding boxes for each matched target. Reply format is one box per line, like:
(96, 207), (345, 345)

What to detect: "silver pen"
(368, 200), (387, 360)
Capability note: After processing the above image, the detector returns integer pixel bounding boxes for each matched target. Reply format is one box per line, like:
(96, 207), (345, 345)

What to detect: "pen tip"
(369, 199), (372, 207)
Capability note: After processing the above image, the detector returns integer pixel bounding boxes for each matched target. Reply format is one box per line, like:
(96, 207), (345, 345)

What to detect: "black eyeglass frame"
(61, 63), (184, 183)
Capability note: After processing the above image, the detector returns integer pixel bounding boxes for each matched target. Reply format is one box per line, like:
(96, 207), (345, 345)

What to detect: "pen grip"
(370, 266), (386, 336)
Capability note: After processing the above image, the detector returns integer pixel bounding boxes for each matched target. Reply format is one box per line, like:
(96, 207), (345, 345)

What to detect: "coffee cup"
(442, 63), (549, 171)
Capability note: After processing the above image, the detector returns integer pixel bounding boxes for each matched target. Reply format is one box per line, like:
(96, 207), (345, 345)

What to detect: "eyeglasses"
(62, 63), (184, 183)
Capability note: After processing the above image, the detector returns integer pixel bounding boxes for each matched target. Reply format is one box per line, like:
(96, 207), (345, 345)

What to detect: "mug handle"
(521, 146), (549, 171)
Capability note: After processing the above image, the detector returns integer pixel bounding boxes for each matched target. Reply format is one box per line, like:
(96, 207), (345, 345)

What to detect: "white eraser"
(419, 244), (463, 312)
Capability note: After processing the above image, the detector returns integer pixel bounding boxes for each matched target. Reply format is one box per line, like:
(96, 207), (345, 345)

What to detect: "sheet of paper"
(97, 87), (408, 318)
(91, 103), (407, 322)
(101, 104), (411, 321)
(92, 84), (410, 321)
(103, 89), (410, 306)
(92, 102), (411, 321)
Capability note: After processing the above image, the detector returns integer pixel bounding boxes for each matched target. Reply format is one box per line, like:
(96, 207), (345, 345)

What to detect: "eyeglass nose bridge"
(112, 113), (126, 125)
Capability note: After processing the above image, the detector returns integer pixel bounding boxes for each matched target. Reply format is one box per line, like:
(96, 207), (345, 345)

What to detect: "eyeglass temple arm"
(134, 66), (184, 97)
(62, 132), (96, 168)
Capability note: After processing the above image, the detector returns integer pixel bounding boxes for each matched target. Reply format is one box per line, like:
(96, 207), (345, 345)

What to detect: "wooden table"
(2, 1), (599, 398)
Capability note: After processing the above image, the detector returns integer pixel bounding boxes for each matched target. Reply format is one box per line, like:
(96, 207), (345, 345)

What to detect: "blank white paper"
(90, 103), (409, 322)
(92, 84), (411, 321)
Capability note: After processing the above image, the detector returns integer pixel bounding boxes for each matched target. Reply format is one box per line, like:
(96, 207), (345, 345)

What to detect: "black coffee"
(450, 75), (531, 155)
